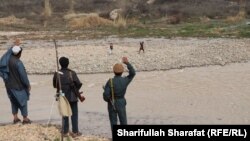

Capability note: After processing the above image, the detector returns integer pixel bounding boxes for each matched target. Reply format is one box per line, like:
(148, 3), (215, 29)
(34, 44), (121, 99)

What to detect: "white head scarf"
(12, 46), (22, 55)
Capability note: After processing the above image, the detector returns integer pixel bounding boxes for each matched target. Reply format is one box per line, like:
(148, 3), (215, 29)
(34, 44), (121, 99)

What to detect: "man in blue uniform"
(103, 57), (136, 132)
(1, 39), (31, 124)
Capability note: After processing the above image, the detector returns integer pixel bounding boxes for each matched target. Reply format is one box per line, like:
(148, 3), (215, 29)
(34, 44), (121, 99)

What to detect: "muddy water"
(0, 62), (250, 138)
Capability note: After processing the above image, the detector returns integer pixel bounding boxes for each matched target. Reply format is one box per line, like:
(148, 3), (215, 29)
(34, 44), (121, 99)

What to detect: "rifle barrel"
(53, 39), (62, 92)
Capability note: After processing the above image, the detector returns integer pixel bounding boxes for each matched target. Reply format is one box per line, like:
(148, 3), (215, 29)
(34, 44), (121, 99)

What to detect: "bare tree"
(239, 0), (246, 17)
(240, 0), (246, 11)
(68, 0), (75, 14)
(44, 0), (52, 17)
(44, 0), (52, 27)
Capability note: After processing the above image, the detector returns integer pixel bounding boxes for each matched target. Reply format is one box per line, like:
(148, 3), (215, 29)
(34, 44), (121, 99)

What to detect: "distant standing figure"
(103, 57), (136, 133)
(109, 43), (113, 55)
(0, 39), (32, 124)
(139, 41), (145, 54)
(14, 38), (21, 46)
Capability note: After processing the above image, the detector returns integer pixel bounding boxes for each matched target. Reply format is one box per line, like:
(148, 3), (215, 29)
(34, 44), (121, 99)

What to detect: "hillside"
(0, 0), (249, 39)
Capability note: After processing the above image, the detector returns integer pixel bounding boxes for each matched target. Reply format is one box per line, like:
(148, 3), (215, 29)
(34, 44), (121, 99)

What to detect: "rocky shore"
(0, 123), (110, 141)
(1, 37), (250, 74)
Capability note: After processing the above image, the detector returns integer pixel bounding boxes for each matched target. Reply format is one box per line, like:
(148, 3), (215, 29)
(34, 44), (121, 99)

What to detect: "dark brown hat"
(113, 63), (124, 73)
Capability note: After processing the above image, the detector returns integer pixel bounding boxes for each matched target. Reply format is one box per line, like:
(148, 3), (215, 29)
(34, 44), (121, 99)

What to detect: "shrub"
(68, 15), (112, 29)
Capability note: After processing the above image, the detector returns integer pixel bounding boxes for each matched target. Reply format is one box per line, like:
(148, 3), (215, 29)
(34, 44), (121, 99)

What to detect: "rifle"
(102, 80), (117, 112)
(53, 39), (64, 141)
(110, 78), (117, 112)
(53, 39), (63, 99)
(69, 71), (85, 102)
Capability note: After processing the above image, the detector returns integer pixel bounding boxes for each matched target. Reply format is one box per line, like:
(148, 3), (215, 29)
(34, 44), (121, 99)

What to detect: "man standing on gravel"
(0, 39), (32, 124)
(53, 56), (82, 138)
(109, 43), (113, 55)
(103, 57), (136, 133)
(139, 41), (145, 54)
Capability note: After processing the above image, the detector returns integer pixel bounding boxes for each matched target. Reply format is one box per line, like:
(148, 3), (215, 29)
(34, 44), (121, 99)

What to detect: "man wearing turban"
(0, 39), (31, 124)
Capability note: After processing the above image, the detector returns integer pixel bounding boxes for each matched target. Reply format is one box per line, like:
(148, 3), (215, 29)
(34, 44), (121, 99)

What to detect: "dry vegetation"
(113, 14), (127, 28)
(225, 11), (246, 23)
(68, 15), (112, 29)
(0, 15), (26, 25)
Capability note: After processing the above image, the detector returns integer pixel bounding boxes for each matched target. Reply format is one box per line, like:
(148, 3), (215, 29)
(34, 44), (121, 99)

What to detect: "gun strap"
(110, 78), (115, 103)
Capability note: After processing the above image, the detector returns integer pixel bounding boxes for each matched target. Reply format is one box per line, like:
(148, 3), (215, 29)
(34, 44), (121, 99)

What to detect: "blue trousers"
(63, 102), (79, 133)
(108, 99), (127, 132)
(7, 89), (28, 116)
